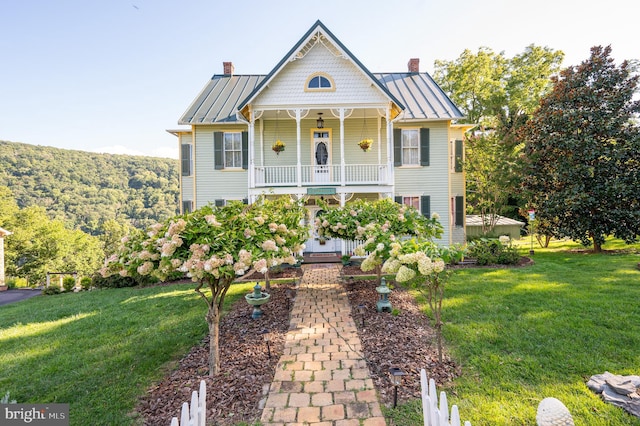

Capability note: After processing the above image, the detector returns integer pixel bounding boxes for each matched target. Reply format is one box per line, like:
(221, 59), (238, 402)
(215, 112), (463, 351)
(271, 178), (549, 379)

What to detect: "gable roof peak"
(237, 19), (404, 117)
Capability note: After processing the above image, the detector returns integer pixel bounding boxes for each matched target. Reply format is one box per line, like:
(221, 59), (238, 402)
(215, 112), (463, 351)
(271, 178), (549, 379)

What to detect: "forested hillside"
(0, 140), (179, 234)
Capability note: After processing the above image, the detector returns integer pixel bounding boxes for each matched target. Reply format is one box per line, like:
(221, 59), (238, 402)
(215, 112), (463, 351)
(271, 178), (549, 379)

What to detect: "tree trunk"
(264, 269), (271, 290)
(206, 301), (221, 376)
(436, 322), (443, 363)
(375, 264), (382, 286)
(593, 240), (602, 253)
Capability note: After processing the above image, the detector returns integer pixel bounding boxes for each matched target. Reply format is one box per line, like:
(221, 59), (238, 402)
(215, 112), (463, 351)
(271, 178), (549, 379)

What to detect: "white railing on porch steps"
(254, 164), (388, 187)
(421, 369), (471, 426)
(170, 380), (206, 426)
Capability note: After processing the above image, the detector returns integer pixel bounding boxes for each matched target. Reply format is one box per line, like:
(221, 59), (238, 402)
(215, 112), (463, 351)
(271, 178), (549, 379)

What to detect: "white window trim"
(223, 132), (243, 169)
(401, 128), (420, 166)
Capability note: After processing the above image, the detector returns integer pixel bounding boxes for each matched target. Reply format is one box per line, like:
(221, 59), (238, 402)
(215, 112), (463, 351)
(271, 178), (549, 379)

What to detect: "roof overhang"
(166, 128), (193, 137)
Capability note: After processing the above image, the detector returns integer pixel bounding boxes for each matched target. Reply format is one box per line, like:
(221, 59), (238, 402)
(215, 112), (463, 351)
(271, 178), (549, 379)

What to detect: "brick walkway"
(260, 264), (386, 426)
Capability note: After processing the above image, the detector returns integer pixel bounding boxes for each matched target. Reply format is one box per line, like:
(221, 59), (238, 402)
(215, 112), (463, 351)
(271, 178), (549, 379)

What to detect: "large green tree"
(4, 206), (103, 283)
(434, 46), (564, 230)
(522, 45), (640, 252)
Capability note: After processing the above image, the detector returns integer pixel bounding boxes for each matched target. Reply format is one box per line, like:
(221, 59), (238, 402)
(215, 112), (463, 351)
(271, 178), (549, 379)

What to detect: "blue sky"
(1, 0), (637, 159)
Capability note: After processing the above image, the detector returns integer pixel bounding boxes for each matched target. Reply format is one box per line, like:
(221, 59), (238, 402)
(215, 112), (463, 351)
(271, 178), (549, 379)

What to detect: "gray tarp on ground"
(587, 371), (640, 417)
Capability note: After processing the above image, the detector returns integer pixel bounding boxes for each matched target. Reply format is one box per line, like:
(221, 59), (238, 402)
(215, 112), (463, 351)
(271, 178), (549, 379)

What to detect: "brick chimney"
(223, 61), (234, 76)
(408, 58), (420, 73)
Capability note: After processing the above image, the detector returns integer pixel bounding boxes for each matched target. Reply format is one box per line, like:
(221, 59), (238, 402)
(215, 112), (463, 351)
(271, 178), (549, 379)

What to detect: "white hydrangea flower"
(396, 265), (416, 283)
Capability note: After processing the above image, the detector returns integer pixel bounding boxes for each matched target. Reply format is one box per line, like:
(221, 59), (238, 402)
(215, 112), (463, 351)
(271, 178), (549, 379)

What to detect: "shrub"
(80, 276), (92, 291)
(62, 276), (76, 292)
(43, 286), (61, 295)
(467, 237), (520, 265)
(91, 272), (157, 289)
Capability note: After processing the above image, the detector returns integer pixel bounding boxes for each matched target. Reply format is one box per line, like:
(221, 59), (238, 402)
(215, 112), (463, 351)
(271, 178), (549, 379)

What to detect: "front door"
(313, 131), (331, 182)
(306, 207), (336, 253)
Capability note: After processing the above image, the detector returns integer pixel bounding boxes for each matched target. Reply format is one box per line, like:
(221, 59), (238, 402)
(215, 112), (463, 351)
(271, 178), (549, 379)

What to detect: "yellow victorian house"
(169, 20), (471, 254)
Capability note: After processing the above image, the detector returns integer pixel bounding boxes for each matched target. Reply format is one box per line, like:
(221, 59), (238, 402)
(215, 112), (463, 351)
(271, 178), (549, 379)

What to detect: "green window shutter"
(394, 196), (402, 205)
(214, 199), (225, 207)
(420, 128), (430, 166)
(181, 144), (191, 176)
(421, 195), (430, 217)
(455, 139), (463, 172)
(455, 196), (464, 227)
(241, 131), (248, 170)
(393, 129), (402, 167)
(214, 132), (224, 170)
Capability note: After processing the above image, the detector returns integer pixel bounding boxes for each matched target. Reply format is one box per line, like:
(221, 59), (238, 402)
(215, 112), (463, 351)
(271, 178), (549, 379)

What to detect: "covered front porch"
(244, 105), (400, 197)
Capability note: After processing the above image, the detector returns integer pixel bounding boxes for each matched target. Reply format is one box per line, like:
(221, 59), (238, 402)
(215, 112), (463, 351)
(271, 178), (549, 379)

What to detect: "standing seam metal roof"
(179, 72), (462, 125)
(374, 72), (464, 120)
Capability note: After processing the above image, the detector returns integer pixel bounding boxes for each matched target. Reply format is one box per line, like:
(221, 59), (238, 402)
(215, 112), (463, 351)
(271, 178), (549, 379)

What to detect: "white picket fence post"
(170, 380), (207, 426)
(421, 369), (471, 426)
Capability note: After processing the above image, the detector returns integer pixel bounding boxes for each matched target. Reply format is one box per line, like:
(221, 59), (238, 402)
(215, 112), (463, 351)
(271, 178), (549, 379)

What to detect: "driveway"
(0, 289), (42, 306)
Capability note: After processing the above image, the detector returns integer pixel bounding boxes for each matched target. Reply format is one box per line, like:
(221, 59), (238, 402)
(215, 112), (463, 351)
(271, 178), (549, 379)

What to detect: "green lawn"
(0, 281), (254, 426)
(391, 238), (640, 425)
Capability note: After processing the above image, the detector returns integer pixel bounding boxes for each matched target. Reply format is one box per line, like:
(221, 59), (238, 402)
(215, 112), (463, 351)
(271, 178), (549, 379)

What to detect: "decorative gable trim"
(237, 20), (404, 120)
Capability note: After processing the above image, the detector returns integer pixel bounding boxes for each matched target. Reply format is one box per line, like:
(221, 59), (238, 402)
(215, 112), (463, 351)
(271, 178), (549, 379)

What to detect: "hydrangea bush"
(316, 198), (443, 284)
(101, 196), (308, 375)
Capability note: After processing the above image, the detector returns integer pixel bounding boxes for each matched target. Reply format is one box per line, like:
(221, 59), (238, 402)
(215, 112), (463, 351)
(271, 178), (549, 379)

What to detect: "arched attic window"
(305, 73), (335, 92)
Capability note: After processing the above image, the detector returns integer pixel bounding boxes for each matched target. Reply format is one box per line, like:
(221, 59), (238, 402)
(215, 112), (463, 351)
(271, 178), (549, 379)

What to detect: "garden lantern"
(357, 303), (366, 327)
(376, 277), (392, 313)
(388, 367), (406, 408)
(260, 329), (271, 359)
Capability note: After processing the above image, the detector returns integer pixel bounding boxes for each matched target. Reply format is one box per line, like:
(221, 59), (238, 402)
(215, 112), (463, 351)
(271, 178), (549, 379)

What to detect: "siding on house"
(254, 44), (389, 108)
(194, 127), (247, 207)
(393, 122), (456, 244)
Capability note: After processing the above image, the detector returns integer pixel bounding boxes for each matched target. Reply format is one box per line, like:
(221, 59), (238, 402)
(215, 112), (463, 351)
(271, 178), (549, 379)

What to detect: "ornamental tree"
(522, 45), (640, 252)
(316, 198), (443, 284)
(102, 197), (308, 375)
(381, 239), (463, 362)
(434, 46), (564, 229)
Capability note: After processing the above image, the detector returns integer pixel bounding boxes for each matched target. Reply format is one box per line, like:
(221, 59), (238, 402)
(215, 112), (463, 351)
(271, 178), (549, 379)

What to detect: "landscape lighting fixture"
(388, 367), (407, 408)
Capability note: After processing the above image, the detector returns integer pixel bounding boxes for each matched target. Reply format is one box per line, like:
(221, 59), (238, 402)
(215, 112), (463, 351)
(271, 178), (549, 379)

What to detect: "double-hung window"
(214, 131), (248, 170)
(394, 128), (430, 166)
(395, 195), (431, 217)
(224, 132), (242, 168)
(401, 129), (420, 165)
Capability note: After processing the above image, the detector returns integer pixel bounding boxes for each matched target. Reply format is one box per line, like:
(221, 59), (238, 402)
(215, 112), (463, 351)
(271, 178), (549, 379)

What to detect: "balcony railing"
(254, 164), (388, 187)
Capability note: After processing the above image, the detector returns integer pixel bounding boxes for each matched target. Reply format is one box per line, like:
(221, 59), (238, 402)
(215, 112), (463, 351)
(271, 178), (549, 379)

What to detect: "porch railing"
(254, 164), (388, 187)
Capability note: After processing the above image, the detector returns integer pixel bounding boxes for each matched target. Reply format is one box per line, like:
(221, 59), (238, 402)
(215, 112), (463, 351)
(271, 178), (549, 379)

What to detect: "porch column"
(340, 108), (345, 186)
(386, 106), (394, 186)
(259, 118), (264, 168)
(249, 117), (255, 189)
(296, 109), (302, 187)
(377, 114), (382, 183)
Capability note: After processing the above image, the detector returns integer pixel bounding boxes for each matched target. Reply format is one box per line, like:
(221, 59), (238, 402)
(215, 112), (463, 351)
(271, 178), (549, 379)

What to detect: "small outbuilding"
(466, 215), (525, 240)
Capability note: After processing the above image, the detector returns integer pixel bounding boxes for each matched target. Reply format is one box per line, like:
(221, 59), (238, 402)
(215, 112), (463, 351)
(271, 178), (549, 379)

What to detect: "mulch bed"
(135, 284), (296, 425)
(137, 257), (533, 424)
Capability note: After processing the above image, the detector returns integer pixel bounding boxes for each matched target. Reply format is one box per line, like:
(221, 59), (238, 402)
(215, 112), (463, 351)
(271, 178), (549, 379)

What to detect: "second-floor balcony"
(254, 163), (389, 187)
